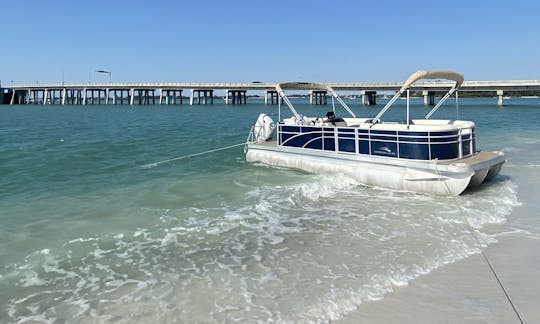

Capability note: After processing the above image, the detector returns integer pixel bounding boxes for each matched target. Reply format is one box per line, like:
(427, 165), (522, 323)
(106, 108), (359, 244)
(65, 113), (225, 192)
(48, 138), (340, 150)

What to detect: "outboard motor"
(253, 113), (276, 142)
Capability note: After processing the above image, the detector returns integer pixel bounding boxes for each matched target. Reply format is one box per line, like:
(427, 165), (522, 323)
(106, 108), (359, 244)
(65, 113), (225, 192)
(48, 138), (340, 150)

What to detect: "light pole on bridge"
(95, 70), (112, 83)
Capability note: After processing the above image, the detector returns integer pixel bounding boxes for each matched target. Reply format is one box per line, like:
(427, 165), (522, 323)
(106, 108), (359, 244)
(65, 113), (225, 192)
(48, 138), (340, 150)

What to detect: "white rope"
(142, 142), (246, 169)
(432, 158), (452, 196)
(468, 228), (524, 324)
(479, 247), (524, 324)
(435, 157), (522, 322)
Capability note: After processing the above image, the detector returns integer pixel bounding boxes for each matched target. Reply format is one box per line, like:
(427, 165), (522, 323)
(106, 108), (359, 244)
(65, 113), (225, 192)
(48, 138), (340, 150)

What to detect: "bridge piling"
(264, 90), (279, 105)
(226, 90), (247, 104)
(190, 89), (213, 105)
(497, 90), (504, 106)
(423, 91), (435, 106)
(361, 91), (377, 105)
(129, 89), (134, 106)
(309, 90), (328, 105)
(175, 90), (183, 104)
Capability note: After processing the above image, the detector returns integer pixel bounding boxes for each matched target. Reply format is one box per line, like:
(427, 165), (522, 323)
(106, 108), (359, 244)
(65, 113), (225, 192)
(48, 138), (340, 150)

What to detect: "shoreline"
(337, 166), (540, 323)
(337, 234), (539, 323)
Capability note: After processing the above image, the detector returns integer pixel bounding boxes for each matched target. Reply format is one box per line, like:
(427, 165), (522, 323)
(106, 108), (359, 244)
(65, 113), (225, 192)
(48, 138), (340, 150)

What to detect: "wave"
(1, 176), (520, 323)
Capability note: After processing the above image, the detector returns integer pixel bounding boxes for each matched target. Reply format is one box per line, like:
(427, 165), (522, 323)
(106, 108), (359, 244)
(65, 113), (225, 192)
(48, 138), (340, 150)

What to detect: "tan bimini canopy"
(403, 70), (464, 89)
(276, 82), (333, 93)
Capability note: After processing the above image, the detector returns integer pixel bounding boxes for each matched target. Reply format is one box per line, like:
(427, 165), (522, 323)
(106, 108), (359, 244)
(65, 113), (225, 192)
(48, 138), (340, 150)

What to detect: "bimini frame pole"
(374, 84), (458, 122)
(374, 70), (464, 122)
(278, 95), (281, 122)
(406, 89), (410, 126)
(278, 90), (302, 121)
(330, 90), (356, 118)
(455, 90), (459, 120)
(372, 87), (406, 122)
(425, 86), (458, 119)
(275, 83), (356, 123)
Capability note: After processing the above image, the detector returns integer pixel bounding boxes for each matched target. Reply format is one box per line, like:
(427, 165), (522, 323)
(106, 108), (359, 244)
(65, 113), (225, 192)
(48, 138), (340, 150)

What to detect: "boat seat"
(324, 111), (346, 126)
(398, 120), (415, 125)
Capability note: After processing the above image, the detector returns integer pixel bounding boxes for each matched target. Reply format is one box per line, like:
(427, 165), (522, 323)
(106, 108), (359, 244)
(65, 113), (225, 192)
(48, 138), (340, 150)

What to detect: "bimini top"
(276, 82), (332, 93)
(403, 70), (464, 89)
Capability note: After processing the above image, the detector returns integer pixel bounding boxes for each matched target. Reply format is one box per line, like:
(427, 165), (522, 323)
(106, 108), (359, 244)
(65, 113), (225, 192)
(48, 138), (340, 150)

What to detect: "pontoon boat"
(245, 71), (505, 196)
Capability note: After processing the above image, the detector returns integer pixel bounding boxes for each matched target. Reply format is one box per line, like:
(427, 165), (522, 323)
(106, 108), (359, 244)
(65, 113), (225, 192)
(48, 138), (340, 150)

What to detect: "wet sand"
(338, 235), (539, 323)
(338, 167), (540, 323)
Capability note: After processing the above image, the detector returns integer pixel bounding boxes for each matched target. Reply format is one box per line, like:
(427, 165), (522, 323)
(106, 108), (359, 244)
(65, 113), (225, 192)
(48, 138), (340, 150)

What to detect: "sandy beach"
(339, 164), (540, 323)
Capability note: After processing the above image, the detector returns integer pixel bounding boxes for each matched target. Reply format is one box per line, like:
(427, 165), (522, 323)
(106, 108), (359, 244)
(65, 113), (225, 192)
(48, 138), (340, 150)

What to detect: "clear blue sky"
(2, 0), (539, 85)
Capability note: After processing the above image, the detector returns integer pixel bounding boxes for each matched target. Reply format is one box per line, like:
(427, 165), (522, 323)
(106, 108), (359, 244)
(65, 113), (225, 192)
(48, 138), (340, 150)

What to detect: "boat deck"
(251, 141), (504, 168)
(438, 151), (504, 166)
(255, 140), (278, 147)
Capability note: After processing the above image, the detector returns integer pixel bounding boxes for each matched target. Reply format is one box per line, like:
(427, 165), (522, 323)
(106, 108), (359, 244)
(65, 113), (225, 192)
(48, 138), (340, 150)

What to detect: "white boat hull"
(246, 143), (505, 196)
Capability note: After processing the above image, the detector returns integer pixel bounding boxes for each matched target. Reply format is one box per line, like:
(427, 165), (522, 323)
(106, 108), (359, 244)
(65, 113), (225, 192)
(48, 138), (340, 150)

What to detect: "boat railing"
(244, 125), (256, 153)
(458, 125), (476, 157)
(246, 125), (256, 143)
(245, 124), (270, 144)
(277, 124), (476, 161)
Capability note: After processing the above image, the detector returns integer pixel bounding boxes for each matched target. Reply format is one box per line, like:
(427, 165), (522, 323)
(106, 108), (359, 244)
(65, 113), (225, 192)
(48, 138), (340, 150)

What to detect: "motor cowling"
(253, 113), (276, 142)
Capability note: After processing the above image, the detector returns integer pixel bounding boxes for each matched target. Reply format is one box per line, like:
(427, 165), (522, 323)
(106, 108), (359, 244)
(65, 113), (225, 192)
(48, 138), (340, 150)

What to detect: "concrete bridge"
(3, 80), (540, 106)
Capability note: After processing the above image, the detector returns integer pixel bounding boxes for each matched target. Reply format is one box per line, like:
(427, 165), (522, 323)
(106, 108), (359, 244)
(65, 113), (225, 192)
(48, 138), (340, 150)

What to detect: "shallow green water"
(0, 98), (539, 322)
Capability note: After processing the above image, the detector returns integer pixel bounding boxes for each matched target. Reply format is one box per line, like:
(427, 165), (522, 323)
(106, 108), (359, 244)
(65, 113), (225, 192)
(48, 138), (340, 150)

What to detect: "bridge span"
(3, 80), (540, 106)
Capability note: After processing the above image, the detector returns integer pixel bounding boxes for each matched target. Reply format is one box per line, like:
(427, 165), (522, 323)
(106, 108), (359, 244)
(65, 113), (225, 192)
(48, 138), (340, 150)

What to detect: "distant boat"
(244, 70), (505, 196)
